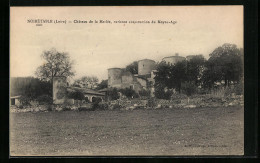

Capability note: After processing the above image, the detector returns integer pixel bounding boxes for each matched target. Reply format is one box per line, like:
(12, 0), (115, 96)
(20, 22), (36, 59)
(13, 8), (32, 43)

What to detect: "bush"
(112, 104), (121, 110)
(91, 101), (100, 110)
(19, 95), (32, 107)
(98, 103), (109, 110)
(78, 107), (88, 111)
(154, 86), (173, 100)
(92, 97), (102, 103)
(62, 106), (71, 111)
(147, 97), (156, 107)
(36, 94), (52, 105)
(139, 89), (150, 97)
(120, 88), (138, 99)
(234, 82), (243, 95)
(181, 81), (197, 97)
(68, 91), (85, 100)
(107, 88), (120, 100)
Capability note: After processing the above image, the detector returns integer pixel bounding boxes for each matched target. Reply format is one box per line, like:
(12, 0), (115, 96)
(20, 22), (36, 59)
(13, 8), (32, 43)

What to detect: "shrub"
(98, 103), (109, 110)
(154, 87), (173, 100)
(120, 88), (138, 99)
(91, 101), (100, 110)
(62, 106), (71, 111)
(19, 95), (32, 107)
(92, 97), (102, 103)
(107, 88), (120, 100)
(181, 81), (197, 97)
(68, 91), (85, 100)
(112, 104), (121, 110)
(147, 97), (156, 107)
(78, 107), (88, 111)
(139, 89), (150, 97)
(36, 94), (52, 105)
(234, 82), (243, 95)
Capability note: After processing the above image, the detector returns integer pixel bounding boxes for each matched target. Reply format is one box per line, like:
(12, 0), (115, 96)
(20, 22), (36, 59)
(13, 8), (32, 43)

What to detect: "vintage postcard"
(10, 6), (244, 156)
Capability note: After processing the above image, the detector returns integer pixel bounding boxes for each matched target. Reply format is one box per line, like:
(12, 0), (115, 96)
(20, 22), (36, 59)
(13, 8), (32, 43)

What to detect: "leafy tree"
(73, 76), (99, 89)
(11, 77), (52, 105)
(154, 60), (187, 94)
(169, 61), (188, 92)
(35, 48), (75, 82)
(154, 61), (171, 88)
(154, 85), (173, 100)
(107, 88), (120, 100)
(125, 61), (138, 74)
(202, 43), (243, 88)
(96, 80), (108, 90)
(186, 55), (206, 86)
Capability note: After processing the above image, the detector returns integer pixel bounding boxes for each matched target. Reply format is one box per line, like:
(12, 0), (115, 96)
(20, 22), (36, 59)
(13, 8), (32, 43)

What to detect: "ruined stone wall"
(108, 68), (123, 88)
(53, 76), (67, 104)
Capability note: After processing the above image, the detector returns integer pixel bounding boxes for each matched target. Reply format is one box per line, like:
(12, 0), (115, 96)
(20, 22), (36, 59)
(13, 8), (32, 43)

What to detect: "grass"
(10, 106), (244, 156)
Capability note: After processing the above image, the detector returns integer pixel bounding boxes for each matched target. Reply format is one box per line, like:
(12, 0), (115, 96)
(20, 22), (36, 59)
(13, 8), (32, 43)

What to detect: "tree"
(202, 43), (243, 88)
(154, 85), (173, 100)
(96, 80), (108, 90)
(181, 81), (197, 104)
(125, 61), (138, 74)
(35, 48), (75, 82)
(73, 76), (99, 89)
(107, 88), (120, 100)
(186, 55), (206, 86)
(154, 60), (187, 94)
(169, 61), (188, 92)
(10, 77), (52, 105)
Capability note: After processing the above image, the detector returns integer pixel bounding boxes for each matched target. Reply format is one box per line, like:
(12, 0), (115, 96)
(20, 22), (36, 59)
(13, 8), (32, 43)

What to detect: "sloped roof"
(68, 87), (105, 96)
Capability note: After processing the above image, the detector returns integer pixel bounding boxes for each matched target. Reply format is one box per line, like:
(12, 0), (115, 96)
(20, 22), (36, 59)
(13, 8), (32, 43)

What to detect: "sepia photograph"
(10, 6), (244, 156)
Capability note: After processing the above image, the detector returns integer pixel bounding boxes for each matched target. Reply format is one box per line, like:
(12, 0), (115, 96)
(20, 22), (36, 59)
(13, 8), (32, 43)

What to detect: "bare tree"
(35, 48), (75, 82)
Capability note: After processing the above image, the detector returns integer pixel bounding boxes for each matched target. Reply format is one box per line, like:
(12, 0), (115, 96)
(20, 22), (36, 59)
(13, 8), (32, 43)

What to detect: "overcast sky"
(10, 6), (243, 81)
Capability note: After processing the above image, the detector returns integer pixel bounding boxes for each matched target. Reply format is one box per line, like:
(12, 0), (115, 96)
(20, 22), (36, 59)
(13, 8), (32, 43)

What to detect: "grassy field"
(10, 106), (244, 156)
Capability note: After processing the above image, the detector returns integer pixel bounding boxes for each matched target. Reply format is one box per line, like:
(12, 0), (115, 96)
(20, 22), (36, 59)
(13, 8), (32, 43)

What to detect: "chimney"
(175, 53), (179, 56)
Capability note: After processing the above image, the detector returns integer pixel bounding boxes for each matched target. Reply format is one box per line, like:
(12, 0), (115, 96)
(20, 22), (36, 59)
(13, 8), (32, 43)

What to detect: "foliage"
(120, 88), (139, 99)
(19, 95), (32, 106)
(154, 85), (173, 100)
(73, 76), (99, 89)
(92, 97), (102, 103)
(202, 43), (243, 88)
(107, 88), (120, 100)
(36, 94), (52, 105)
(67, 91), (85, 100)
(96, 80), (108, 90)
(181, 81), (197, 97)
(139, 89), (150, 97)
(186, 55), (206, 86)
(112, 104), (121, 110)
(147, 97), (156, 107)
(11, 77), (52, 104)
(125, 61), (138, 74)
(35, 48), (75, 82)
(154, 60), (187, 93)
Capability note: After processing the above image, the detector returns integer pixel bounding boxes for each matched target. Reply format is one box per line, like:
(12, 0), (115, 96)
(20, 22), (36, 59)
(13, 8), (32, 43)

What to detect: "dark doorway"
(11, 98), (15, 105)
